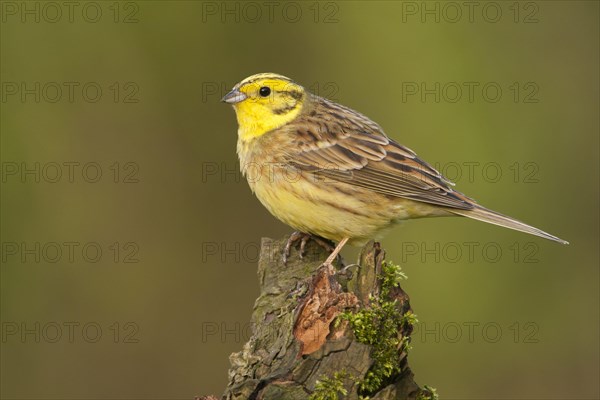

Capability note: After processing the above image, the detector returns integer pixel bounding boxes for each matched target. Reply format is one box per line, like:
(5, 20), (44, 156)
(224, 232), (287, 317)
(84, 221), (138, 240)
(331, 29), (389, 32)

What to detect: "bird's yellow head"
(222, 73), (306, 141)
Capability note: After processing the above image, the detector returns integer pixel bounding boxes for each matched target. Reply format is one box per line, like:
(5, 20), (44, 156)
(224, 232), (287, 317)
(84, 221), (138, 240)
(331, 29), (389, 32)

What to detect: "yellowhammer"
(222, 73), (568, 266)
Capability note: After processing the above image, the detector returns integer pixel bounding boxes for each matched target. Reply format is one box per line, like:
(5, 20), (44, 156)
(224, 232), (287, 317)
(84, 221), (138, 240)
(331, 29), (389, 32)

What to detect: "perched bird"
(222, 73), (568, 266)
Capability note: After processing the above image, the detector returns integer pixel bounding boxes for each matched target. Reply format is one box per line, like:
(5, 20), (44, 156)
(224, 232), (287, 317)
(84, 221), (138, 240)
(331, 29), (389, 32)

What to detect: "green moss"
(417, 385), (439, 400)
(337, 261), (416, 396)
(380, 261), (407, 297)
(309, 371), (348, 400)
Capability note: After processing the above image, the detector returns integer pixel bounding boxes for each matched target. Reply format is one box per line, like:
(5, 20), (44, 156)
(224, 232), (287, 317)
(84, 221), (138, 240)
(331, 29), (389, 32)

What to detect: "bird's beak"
(221, 89), (247, 104)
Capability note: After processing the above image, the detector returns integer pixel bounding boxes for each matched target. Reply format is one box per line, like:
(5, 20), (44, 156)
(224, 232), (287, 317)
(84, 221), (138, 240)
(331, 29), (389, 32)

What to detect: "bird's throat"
(234, 101), (303, 141)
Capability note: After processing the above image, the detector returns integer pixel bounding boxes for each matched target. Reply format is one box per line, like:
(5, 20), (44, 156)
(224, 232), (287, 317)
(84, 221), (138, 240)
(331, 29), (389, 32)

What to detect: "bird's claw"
(283, 231), (303, 265)
(282, 232), (336, 266)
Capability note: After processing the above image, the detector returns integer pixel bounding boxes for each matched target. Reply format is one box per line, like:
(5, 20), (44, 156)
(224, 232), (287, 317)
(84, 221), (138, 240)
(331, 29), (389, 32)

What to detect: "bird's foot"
(283, 232), (335, 265)
(337, 263), (359, 277)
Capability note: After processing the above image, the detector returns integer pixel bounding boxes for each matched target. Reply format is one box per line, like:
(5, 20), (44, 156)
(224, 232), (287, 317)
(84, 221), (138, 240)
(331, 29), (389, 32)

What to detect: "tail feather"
(449, 206), (569, 245)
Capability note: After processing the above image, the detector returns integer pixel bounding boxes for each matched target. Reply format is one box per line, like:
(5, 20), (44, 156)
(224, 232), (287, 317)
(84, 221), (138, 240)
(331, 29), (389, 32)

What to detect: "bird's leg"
(322, 237), (349, 272)
(283, 232), (336, 265)
(283, 231), (304, 265)
(308, 236), (336, 253)
(298, 234), (311, 257)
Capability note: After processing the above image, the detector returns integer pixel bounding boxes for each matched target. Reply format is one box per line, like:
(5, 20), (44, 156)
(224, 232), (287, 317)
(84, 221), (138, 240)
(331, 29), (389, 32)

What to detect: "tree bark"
(200, 235), (436, 400)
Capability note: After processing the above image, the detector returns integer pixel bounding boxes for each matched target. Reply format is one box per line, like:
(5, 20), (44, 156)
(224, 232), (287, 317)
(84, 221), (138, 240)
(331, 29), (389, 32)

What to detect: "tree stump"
(200, 235), (437, 400)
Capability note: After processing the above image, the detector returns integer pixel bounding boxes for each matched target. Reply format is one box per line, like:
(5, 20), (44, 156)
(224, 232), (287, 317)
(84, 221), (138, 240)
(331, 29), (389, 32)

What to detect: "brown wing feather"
(285, 96), (476, 210)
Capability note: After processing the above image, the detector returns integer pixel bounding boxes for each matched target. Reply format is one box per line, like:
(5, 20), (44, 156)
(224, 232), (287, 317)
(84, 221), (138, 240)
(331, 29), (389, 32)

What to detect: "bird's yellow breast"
(238, 138), (442, 245)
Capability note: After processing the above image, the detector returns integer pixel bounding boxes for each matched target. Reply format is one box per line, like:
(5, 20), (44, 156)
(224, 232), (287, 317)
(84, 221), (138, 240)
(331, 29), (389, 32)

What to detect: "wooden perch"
(199, 235), (437, 400)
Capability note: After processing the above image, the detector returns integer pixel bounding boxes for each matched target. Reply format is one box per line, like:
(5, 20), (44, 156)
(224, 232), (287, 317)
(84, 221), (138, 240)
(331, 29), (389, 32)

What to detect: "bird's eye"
(259, 86), (271, 97)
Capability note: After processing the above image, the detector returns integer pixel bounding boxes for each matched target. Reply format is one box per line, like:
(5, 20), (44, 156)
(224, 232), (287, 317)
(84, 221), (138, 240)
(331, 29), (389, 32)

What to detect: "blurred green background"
(1, 1), (598, 399)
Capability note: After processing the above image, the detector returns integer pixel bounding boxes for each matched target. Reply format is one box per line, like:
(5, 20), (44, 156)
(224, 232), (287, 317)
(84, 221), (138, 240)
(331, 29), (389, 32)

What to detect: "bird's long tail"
(449, 206), (569, 245)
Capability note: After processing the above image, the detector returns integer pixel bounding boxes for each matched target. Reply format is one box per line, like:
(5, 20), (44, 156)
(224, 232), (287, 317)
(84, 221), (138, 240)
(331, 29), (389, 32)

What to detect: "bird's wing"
(283, 97), (476, 210)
